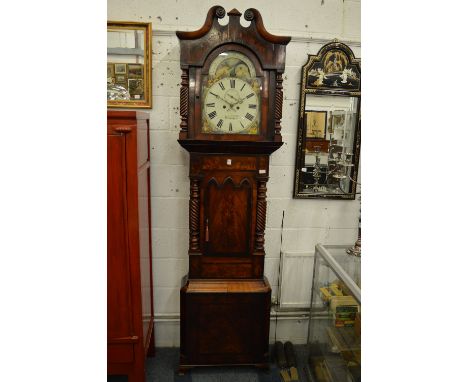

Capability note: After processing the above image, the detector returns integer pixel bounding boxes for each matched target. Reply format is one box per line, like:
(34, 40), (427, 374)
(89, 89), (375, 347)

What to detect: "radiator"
(278, 251), (315, 310)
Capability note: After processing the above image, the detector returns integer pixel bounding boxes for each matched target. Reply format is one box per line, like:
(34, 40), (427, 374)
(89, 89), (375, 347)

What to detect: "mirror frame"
(293, 40), (361, 199)
(107, 21), (152, 109)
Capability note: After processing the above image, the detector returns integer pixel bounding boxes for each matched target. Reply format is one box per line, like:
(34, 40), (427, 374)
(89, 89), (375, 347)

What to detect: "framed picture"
(107, 63), (115, 78)
(115, 75), (127, 83)
(107, 21), (152, 108)
(114, 63), (127, 74)
(305, 111), (327, 139)
(331, 110), (346, 132)
(128, 78), (144, 98)
(128, 64), (144, 78)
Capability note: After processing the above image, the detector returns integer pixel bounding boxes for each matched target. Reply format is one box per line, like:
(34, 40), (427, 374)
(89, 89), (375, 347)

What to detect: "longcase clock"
(176, 6), (290, 372)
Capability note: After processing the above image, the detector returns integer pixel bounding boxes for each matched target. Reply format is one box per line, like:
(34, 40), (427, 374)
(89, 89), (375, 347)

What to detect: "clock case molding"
(176, 6), (290, 371)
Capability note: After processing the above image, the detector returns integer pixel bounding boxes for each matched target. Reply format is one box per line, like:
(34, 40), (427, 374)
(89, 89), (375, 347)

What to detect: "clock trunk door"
(203, 175), (253, 256)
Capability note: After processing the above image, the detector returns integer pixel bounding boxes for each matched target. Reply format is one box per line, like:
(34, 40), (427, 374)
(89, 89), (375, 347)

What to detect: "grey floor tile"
(108, 345), (311, 382)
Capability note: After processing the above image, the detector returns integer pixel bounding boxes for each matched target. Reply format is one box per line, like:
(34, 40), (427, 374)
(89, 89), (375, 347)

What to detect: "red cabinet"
(107, 111), (155, 381)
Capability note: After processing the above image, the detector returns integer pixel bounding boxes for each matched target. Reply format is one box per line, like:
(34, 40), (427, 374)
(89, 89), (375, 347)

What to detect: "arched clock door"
(203, 176), (253, 257)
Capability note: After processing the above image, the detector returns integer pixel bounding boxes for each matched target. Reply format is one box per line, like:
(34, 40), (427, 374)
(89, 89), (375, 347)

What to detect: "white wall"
(108, 0), (361, 346)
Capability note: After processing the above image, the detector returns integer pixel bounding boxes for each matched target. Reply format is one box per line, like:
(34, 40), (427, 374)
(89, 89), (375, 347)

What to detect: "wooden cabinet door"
(202, 173), (254, 256)
(107, 133), (134, 339)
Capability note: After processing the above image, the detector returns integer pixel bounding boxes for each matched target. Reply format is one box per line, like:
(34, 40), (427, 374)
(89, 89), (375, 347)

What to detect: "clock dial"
(203, 77), (259, 134)
(201, 51), (261, 135)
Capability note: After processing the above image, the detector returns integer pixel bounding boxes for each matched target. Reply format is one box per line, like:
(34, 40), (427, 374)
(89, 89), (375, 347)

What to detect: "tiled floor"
(108, 345), (310, 382)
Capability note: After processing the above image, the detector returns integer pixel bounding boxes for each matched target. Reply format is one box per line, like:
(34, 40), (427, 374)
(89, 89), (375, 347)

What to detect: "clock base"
(179, 276), (271, 370)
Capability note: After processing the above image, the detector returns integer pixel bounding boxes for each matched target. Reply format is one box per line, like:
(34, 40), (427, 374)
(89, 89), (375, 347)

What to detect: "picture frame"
(107, 21), (152, 108)
(115, 75), (127, 83)
(107, 63), (115, 78)
(128, 78), (144, 99)
(305, 110), (327, 139)
(128, 64), (144, 78)
(114, 63), (127, 75)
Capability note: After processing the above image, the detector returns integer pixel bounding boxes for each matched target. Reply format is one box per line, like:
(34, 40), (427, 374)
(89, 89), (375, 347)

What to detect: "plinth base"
(179, 277), (271, 370)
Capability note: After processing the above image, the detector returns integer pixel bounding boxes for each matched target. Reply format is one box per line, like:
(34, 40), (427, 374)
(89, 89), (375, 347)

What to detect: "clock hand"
(222, 97), (236, 109)
(217, 93), (238, 110)
(209, 92), (232, 108)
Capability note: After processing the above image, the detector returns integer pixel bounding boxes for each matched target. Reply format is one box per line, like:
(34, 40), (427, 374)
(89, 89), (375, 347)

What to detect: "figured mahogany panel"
(201, 156), (257, 171)
(204, 177), (252, 256)
(180, 277), (271, 367)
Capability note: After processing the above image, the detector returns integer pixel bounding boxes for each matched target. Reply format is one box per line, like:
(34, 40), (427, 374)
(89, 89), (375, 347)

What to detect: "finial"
(244, 9), (254, 21)
(215, 6), (226, 19)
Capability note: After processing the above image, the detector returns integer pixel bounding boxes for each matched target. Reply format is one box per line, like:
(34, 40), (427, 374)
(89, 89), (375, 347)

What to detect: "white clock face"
(203, 77), (259, 134)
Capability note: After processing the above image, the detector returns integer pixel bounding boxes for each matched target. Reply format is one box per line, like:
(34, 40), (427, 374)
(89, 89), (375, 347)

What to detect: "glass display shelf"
(306, 244), (361, 382)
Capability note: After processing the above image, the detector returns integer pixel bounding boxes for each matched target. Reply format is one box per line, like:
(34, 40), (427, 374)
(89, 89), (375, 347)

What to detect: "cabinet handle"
(114, 126), (132, 134)
(205, 218), (209, 242)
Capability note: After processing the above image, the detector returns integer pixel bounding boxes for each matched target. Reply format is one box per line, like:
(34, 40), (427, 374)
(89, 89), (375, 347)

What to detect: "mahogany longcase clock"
(176, 6), (290, 371)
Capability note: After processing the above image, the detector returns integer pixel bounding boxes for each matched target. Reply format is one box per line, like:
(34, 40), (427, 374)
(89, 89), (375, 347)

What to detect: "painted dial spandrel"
(202, 51), (261, 135)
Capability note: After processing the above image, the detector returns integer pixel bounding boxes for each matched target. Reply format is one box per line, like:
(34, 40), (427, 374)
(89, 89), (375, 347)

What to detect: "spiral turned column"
(179, 69), (189, 138)
(189, 177), (200, 251)
(255, 180), (267, 252)
(274, 73), (284, 139)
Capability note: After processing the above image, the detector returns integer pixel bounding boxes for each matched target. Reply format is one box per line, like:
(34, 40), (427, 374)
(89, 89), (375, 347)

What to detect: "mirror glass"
(298, 95), (359, 196)
(107, 22), (152, 108)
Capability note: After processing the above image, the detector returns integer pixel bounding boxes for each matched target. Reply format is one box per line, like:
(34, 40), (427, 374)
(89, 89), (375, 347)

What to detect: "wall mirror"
(107, 21), (152, 108)
(293, 41), (361, 199)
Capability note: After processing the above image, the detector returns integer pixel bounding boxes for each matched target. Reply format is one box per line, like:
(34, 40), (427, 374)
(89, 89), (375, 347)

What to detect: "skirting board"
(153, 317), (309, 347)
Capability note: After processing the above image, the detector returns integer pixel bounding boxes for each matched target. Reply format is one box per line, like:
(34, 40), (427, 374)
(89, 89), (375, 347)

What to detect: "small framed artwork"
(114, 63), (127, 75)
(108, 21), (152, 108)
(115, 75), (127, 83)
(331, 110), (346, 131)
(107, 63), (115, 78)
(128, 64), (144, 78)
(305, 111), (327, 139)
(128, 78), (144, 99)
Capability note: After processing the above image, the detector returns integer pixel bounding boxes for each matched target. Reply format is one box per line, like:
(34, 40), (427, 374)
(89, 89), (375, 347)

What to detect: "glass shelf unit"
(306, 244), (361, 382)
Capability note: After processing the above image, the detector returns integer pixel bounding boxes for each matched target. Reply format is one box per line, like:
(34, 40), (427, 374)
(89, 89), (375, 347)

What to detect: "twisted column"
(255, 180), (267, 251)
(189, 177), (200, 251)
(179, 69), (189, 137)
(274, 73), (284, 139)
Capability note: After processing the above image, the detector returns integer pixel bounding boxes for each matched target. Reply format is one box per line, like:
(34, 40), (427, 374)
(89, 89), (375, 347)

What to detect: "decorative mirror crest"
(304, 41), (361, 94)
